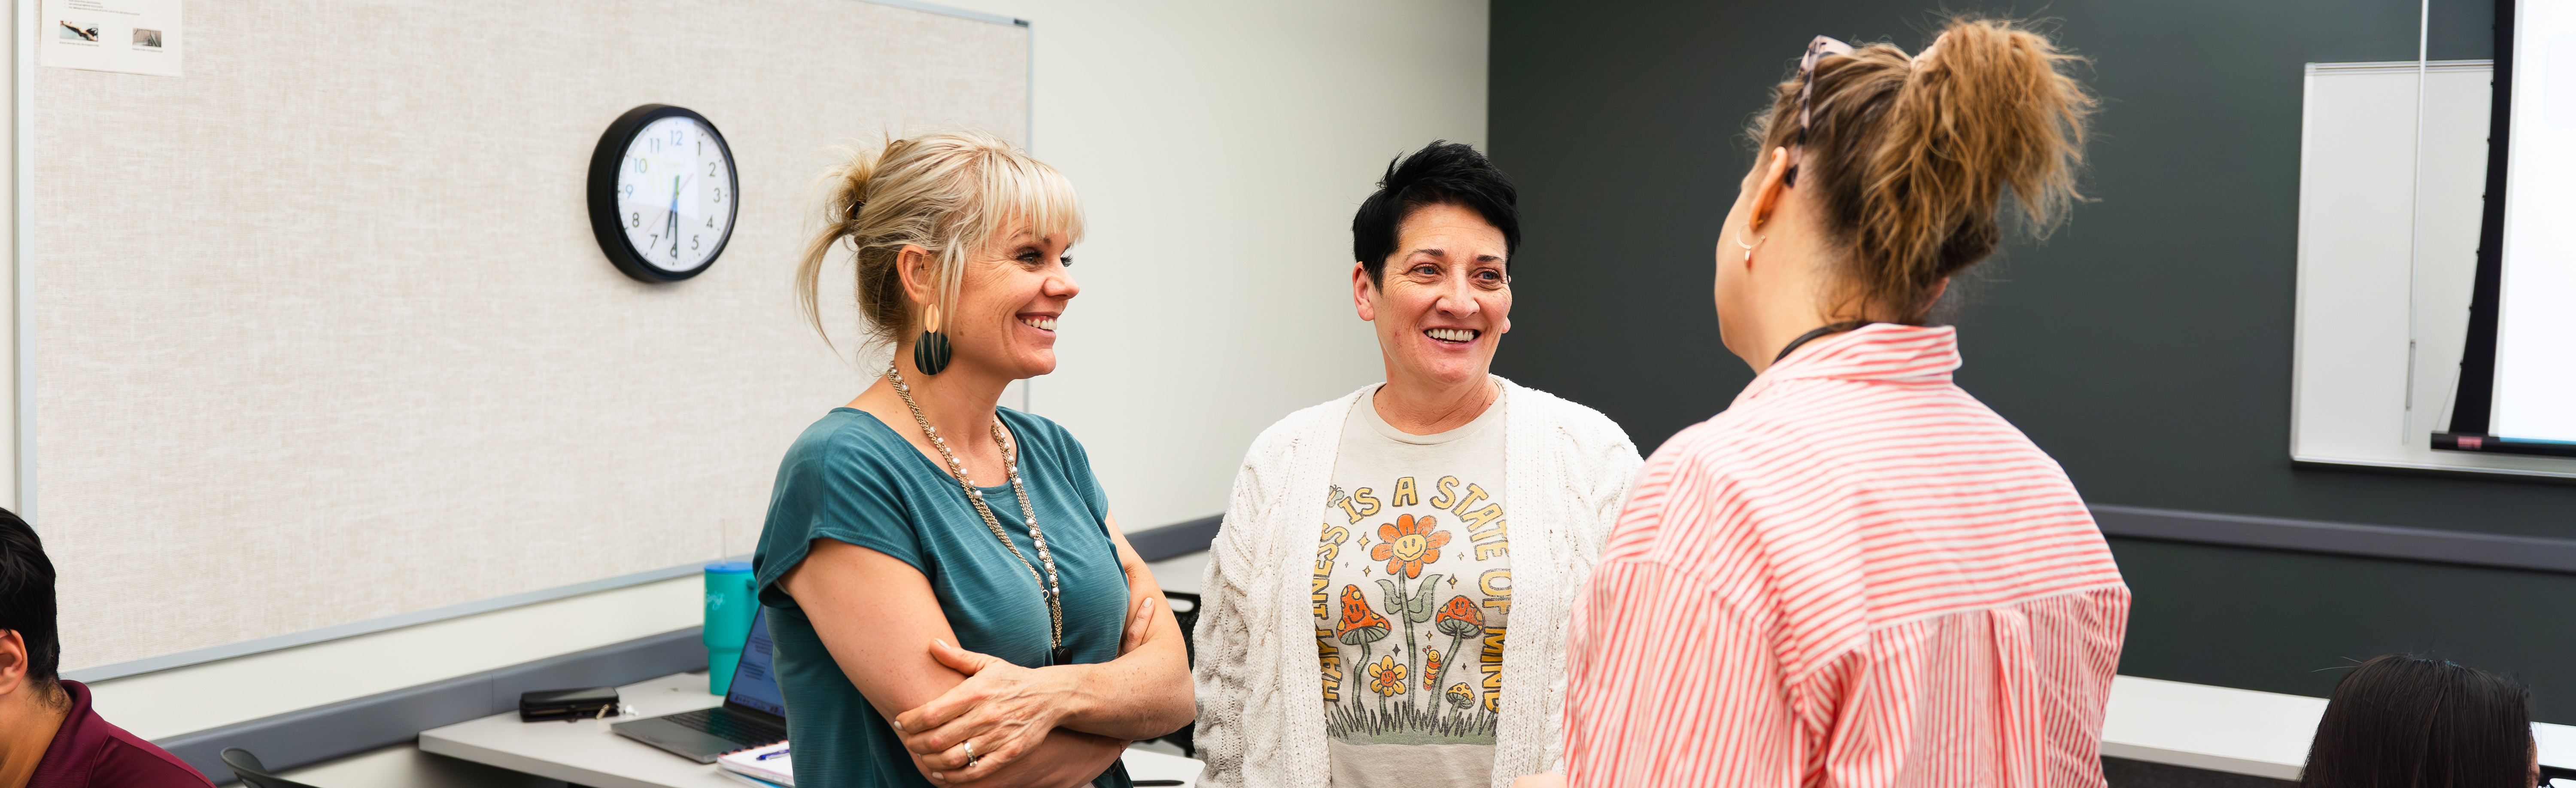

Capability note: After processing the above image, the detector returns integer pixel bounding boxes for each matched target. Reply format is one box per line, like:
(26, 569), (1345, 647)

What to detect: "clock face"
(612, 115), (735, 275)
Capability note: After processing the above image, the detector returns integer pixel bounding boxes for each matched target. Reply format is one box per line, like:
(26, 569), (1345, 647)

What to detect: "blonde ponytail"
(796, 131), (1084, 351)
(1747, 17), (2094, 321)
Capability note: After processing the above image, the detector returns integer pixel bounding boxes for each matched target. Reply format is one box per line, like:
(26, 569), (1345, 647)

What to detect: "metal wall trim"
(2093, 503), (2576, 574)
(64, 556), (735, 683)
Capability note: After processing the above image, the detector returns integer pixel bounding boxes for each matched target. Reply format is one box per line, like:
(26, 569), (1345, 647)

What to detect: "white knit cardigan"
(1192, 377), (1641, 788)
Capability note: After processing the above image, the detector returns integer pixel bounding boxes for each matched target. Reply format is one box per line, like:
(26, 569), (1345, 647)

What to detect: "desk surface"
(2103, 675), (2576, 781)
(419, 672), (1204, 788)
(442, 667), (2545, 785)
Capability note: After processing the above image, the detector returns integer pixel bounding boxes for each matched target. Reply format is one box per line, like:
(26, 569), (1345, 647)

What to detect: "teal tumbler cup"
(704, 561), (756, 695)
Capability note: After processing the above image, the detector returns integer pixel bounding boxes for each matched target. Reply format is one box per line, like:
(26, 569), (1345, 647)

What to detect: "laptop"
(614, 607), (791, 763)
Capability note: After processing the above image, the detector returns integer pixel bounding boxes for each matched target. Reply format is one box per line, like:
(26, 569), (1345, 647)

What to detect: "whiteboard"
(33, 0), (1028, 672)
(2290, 59), (2576, 478)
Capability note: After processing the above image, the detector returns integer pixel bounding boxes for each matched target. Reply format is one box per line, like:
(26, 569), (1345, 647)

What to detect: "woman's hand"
(908, 728), (1126, 788)
(1120, 595), (1157, 656)
(784, 539), (1161, 785)
(896, 639), (1078, 781)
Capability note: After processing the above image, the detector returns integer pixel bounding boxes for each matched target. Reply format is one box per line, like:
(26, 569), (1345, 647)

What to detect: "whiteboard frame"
(2290, 59), (2576, 480)
(22, 0), (1036, 683)
(15, 0), (34, 522)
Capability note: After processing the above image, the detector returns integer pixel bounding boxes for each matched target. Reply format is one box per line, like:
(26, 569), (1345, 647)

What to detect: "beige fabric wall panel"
(36, 0), (1026, 670)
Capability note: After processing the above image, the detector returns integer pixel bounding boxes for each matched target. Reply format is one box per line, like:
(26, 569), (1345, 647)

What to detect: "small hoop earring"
(914, 303), (953, 375)
(1736, 233), (1765, 263)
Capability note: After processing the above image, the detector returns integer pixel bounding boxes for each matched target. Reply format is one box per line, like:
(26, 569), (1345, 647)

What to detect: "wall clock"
(587, 104), (739, 283)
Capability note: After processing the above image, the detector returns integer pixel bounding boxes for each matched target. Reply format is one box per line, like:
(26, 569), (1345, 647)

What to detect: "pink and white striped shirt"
(1558, 324), (2128, 788)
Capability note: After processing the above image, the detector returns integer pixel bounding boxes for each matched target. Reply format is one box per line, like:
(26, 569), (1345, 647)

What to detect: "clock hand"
(667, 175), (682, 256)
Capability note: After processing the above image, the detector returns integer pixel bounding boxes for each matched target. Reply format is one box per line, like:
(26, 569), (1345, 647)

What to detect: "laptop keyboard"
(665, 707), (787, 747)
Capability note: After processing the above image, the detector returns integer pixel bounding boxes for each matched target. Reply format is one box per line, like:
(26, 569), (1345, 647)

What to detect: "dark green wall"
(1488, 0), (2576, 720)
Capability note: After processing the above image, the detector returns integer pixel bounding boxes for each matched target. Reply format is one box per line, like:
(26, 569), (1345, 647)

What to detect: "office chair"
(1149, 590), (1200, 758)
(220, 747), (324, 788)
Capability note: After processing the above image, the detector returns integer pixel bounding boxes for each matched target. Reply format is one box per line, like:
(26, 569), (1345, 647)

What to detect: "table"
(419, 672), (1204, 788)
(2102, 675), (2576, 782)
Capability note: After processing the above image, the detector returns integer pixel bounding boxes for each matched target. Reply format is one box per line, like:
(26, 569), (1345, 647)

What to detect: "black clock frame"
(587, 104), (740, 283)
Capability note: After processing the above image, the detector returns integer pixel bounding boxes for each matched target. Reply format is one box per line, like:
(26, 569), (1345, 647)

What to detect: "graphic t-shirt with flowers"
(1313, 385), (1510, 788)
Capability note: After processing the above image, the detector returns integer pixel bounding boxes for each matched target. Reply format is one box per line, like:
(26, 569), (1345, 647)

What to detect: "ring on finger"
(964, 740), (980, 767)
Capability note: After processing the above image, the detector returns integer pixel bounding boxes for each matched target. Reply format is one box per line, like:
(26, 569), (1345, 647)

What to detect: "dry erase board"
(33, 0), (1026, 671)
(2287, 59), (2576, 479)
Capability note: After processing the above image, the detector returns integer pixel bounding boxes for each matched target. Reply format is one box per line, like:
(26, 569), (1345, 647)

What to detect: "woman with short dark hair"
(2300, 654), (2539, 788)
(1192, 141), (1641, 788)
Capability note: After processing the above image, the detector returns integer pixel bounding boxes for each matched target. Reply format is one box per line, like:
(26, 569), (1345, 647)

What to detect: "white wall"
(983, 0), (1490, 529)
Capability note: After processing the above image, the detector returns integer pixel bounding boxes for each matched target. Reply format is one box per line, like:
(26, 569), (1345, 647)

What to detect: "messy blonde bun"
(797, 131), (1083, 350)
(1748, 17), (2094, 322)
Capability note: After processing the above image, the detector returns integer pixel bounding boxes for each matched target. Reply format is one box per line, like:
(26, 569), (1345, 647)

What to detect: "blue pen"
(756, 748), (790, 761)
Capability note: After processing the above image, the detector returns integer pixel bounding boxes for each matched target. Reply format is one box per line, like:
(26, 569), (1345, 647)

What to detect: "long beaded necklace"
(887, 366), (1068, 666)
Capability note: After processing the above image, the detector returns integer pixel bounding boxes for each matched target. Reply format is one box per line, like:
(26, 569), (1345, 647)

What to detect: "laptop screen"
(726, 607), (788, 718)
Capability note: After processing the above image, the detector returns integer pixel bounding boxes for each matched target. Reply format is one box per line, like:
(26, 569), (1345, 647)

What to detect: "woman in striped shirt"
(1540, 18), (2129, 788)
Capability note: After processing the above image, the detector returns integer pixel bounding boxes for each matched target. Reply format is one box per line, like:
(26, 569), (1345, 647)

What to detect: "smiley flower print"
(1372, 514), (1452, 579)
(1367, 655), (1407, 697)
(1315, 473), (1507, 745)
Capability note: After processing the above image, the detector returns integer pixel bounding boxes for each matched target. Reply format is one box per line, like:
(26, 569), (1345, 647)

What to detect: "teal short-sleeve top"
(752, 407), (1133, 788)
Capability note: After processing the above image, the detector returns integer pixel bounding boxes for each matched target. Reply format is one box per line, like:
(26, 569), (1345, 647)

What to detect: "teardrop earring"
(914, 302), (953, 375)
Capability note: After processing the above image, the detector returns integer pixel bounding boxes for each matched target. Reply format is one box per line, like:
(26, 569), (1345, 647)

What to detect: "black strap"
(1772, 321), (1876, 364)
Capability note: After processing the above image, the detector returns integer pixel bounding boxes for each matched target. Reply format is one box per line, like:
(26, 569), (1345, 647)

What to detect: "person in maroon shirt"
(0, 509), (213, 788)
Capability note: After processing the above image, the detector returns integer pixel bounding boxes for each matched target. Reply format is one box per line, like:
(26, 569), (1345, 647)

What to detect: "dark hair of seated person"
(0, 507), (219, 786)
(1349, 140), (1520, 284)
(0, 508), (56, 703)
(2300, 654), (2536, 788)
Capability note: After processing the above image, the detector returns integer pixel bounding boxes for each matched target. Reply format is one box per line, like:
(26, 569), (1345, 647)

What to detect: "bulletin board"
(32, 0), (1028, 672)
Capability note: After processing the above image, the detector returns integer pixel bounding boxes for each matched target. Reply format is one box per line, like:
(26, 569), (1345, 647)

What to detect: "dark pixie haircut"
(1350, 140), (1520, 285)
(2300, 654), (2531, 788)
(0, 509), (53, 691)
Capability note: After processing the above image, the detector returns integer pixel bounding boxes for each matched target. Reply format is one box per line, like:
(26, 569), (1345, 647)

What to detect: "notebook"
(717, 741), (793, 787)
(718, 772), (787, 788)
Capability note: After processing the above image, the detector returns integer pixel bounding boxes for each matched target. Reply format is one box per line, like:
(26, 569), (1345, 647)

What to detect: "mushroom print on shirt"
(1313, 386), (1510, 788)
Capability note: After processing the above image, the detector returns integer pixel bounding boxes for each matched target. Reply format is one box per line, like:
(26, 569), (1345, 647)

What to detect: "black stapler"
(519, 687), (620, 722)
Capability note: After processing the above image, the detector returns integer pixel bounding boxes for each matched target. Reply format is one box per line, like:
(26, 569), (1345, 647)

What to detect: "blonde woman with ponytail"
(1542, 18), (2129, 788)
(751, 131), (1192, 788)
